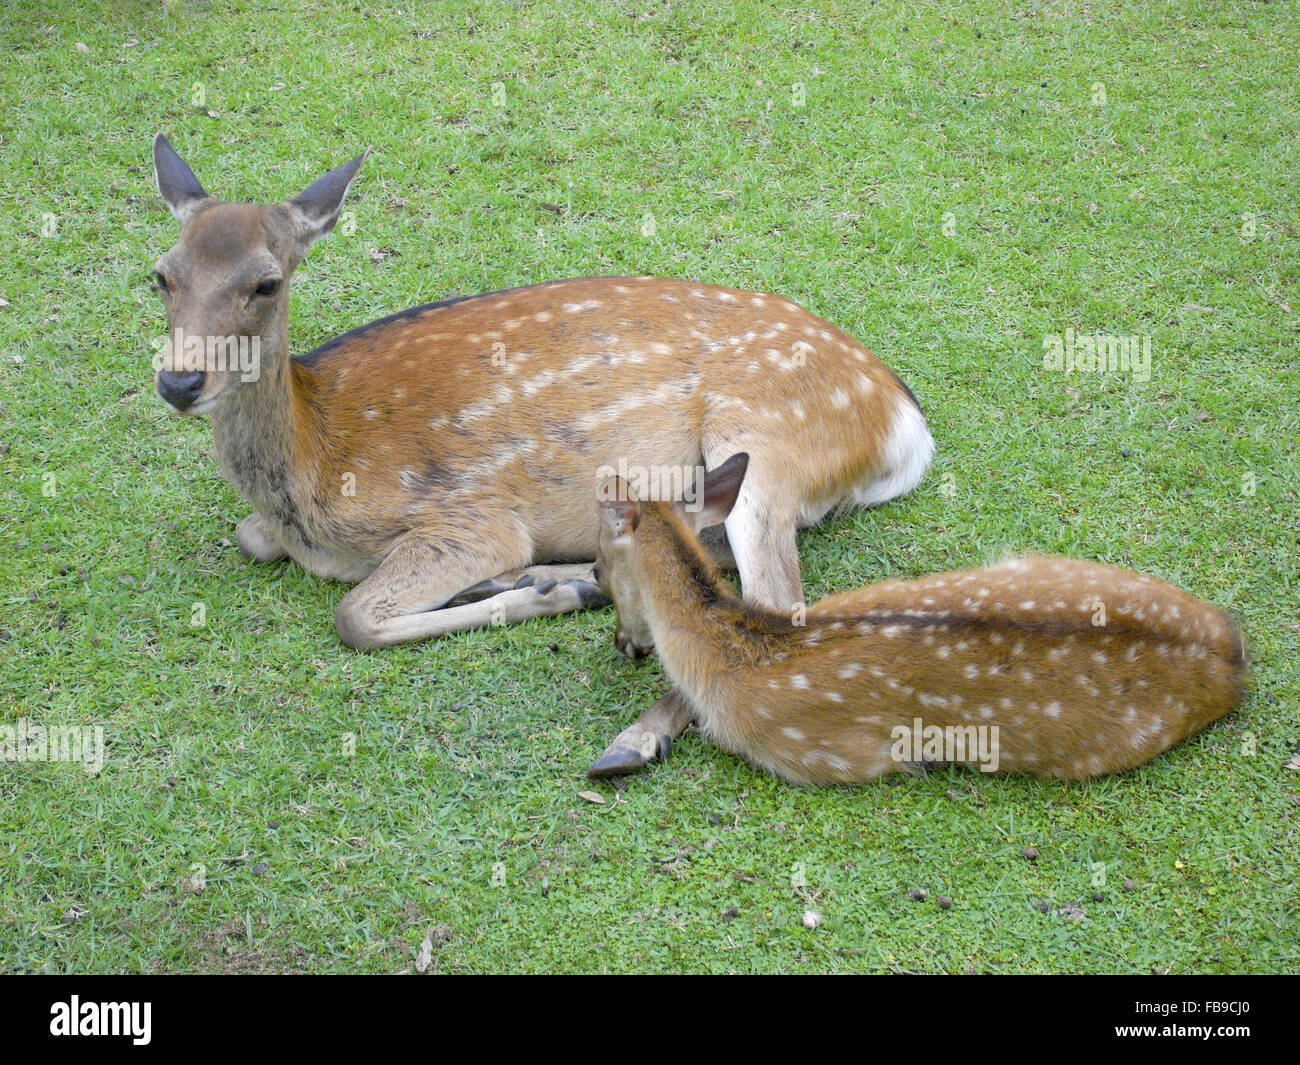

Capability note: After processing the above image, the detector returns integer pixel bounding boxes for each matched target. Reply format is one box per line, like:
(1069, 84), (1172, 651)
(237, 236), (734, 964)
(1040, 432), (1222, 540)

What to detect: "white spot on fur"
(520, 370), (557, 397)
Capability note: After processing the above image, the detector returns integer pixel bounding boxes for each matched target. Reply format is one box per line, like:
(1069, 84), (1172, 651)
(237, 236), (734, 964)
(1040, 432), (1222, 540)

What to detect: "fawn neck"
(635, 505), (790, 704)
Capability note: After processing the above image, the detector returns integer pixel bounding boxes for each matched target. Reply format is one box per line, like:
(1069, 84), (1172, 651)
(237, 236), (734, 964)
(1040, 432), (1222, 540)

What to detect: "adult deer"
(594, 454), (1245, 784)
(149, 135), (935, 775)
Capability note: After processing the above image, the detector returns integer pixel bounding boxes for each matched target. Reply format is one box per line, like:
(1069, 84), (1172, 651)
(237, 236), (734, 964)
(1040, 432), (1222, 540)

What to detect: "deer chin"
(156, 383), (230, 417)
(156, 390), (219, 417)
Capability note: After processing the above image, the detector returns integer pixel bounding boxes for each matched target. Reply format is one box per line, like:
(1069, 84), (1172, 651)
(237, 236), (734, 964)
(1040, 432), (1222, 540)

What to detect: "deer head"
(149, 133), (367, 414)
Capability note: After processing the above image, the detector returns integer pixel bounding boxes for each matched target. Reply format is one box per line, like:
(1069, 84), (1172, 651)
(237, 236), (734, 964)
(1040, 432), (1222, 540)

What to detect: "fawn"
(594, 454), (1246, 784)
(149, 135), (934, 774)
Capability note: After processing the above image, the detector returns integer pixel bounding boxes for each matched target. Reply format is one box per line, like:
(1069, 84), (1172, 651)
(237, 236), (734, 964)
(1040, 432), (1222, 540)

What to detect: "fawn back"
(595, 454), (1247, 785)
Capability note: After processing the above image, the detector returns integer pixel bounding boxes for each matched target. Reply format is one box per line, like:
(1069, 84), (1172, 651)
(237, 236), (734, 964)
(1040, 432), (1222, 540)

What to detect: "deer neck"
(209, 314), (317, 543)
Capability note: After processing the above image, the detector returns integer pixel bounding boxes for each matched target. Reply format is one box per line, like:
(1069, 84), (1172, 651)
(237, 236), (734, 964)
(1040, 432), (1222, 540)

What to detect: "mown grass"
(0, 0), (1296, 973)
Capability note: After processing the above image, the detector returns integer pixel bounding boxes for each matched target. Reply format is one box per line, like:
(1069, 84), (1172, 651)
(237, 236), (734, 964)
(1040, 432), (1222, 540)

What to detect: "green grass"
(1, 0), (1296, 973)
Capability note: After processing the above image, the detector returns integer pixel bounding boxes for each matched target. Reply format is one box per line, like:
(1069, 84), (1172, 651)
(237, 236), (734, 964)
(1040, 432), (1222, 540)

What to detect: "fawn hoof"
(586, 729), (670, 778)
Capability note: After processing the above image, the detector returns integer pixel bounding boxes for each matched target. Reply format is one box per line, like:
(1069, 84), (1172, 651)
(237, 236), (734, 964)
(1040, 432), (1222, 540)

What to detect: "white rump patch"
(851, 395), (935, 507)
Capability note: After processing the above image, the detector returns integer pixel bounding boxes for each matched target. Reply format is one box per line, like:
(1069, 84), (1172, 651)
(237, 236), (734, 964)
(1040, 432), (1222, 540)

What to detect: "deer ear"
(597, 476), (640, 539)
(288, 148), (369, 249)
(681, 453), (748, 533)
(153, 133), (209, 224)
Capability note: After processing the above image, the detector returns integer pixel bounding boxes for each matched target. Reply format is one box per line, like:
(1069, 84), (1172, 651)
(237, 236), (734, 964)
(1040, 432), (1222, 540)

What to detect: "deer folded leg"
(442, 563), (609, 608)
(334, 531), (605, 648)
(587, 688), (696, 778)
(380, 578), (606, 642)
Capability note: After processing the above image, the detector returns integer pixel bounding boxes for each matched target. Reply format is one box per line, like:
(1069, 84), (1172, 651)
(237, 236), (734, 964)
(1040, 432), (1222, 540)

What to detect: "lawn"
(0, 0), (1296, 973)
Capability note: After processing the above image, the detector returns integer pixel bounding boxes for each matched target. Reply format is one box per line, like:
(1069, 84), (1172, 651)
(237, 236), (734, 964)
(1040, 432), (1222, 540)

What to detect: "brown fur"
(150, 135), (934, 663)
(598, 493), (1247, 786)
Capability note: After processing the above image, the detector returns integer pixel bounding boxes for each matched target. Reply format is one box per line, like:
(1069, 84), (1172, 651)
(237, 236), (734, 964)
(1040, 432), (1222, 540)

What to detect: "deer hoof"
(560, 579), (611, 609)
(443, 578), (511, 607)
(586, 728), (670, 778)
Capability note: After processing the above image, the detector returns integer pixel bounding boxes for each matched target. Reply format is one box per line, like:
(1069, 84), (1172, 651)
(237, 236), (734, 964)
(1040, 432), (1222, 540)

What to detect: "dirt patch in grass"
(184, 919), (312, 975)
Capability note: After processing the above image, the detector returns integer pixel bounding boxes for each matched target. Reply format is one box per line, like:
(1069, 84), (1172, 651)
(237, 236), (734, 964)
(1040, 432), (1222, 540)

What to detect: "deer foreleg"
(334, 533), (605, 649)
(586, 688), (697, 778)
(442, 563), (609, 607)
(236, 512), (289, 563)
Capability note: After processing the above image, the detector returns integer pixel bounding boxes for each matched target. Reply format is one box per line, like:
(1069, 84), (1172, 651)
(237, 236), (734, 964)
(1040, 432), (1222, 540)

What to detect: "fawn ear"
(597, 476), (640, 539)
(288, 148), (369, 249)
(153, 133), (209, 224)
(682, 453), (748, 532)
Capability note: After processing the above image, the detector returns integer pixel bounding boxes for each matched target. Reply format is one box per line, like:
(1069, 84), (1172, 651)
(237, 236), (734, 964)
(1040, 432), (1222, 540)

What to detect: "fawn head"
(595, 453), (750, 659)
(150, 134), (368, 414)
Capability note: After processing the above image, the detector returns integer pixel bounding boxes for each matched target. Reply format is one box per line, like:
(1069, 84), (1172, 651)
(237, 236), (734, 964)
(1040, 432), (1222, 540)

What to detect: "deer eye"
(153, 271), (169, 293)
(255, 278), (281, 297)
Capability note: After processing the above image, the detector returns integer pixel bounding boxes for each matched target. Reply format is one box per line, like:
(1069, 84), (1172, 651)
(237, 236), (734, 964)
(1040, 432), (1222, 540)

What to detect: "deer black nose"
(157, 370), (206, 410)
